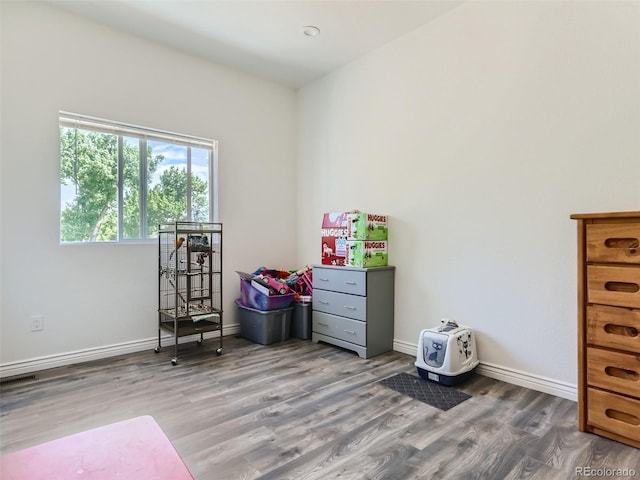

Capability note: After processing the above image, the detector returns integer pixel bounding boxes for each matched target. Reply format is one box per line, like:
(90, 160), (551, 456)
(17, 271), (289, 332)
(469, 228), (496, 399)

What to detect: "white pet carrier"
(415, 319), (479, 385)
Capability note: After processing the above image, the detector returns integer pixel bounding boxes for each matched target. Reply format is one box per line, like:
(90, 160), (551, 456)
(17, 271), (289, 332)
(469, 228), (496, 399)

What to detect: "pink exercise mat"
(0, 415), (193, 480)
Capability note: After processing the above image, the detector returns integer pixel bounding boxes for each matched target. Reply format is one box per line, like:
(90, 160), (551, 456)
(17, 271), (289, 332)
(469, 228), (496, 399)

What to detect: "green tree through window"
(59, 113), (216, 243)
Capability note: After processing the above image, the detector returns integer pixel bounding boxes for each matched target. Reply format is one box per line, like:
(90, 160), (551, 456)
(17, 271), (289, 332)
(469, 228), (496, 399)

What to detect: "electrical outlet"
(30, 315), (44, 332)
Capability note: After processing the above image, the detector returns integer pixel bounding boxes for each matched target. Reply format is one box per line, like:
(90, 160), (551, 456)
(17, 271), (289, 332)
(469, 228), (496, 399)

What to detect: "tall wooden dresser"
(311, 264), (395, 359)
(571, 211), (640, 448)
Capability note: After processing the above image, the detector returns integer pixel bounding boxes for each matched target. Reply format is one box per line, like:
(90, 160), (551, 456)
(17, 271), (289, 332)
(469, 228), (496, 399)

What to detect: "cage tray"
(161, 304), (215, 315)
(159, 317), (221, 337)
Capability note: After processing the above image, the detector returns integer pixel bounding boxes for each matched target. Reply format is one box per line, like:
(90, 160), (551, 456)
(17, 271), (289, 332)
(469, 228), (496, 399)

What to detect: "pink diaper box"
(321, 212), (348, 266)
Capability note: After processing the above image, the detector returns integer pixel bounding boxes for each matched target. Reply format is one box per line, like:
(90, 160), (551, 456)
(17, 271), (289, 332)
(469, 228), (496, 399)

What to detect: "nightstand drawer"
(587, 305), (640, 352)
(313, 268), (366, 296)
(587, 223), (640, 264)
(588, 387), (640, 443)
(312, 311), (366, 346)
(313, 289), (367, 321)
(587, 347), (640, 398)
(587, 265), (640, 309)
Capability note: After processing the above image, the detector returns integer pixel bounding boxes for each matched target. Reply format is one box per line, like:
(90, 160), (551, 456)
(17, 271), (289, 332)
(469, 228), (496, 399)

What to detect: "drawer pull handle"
(605, 409), (640, 426)
(344, 329), (357, 335)
(604, 324), (639, 338)
(345, 281), (357, 285)
(604, 366), (640, 381)
(604, 281), (639, 293)
(319, 277), (329, 282)
(605, 237), (639, 251)
(344, 305), (357, 310)
(318, 322), (329, 327)
(319, 300), (329, 305)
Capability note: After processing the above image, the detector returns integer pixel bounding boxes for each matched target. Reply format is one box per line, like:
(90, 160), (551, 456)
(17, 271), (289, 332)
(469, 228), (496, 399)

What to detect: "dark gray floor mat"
(378, 372), (471, 411)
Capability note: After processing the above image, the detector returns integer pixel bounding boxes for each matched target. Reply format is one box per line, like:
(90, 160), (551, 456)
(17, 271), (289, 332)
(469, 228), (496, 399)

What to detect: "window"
(59, 112), (218, 243)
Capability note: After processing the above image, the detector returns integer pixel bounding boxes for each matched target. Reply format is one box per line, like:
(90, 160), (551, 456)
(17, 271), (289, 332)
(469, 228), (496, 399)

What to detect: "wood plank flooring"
(2, 336), (639, 479)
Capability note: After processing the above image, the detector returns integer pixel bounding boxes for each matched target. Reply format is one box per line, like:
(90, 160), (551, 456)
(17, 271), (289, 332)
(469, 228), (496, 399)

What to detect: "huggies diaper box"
(346, 213), (388, 241)
(346, 240), (388, 267)
(321, 211), (389, 266)
(321, 212), (349, 266)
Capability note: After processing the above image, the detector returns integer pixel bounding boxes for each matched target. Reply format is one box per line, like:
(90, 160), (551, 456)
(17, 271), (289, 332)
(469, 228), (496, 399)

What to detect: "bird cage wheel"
(171, 358), (178, 366)
(216, 348), (223, 356)
(154, 347), (160, 353)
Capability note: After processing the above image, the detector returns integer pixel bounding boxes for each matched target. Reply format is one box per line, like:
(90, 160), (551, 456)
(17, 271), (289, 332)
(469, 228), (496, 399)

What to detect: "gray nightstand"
(312, 265), (395, 358)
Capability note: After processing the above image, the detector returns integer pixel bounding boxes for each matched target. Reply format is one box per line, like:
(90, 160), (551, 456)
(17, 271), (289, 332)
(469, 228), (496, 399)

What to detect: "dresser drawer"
(587, 347), (640, 398)
(312, 311), (366, 346)
(587, 223), (640, 264)
(313, 268), (366, 296)
(587, 305), (640, 352)
(587, 387), (640, 443)
(587, 265), (640, 308)
(313, 289), (367, 321)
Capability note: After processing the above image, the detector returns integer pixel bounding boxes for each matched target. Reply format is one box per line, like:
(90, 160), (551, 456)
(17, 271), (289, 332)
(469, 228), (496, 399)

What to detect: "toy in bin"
(252, 275), (291, 295)
(415, 319), (479, 386)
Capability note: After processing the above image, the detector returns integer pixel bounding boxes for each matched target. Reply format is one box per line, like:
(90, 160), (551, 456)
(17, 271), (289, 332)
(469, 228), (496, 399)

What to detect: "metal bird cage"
(157, 221), (223, 365)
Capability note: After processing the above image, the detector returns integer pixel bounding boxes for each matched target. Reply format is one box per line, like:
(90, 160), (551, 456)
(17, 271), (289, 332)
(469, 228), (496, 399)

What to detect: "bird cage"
(157, 221), (223, 365)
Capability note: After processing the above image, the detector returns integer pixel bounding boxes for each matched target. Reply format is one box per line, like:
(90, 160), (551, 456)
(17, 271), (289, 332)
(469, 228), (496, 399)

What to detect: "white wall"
(297, 1), (640, 394)
(0, 2), (298, 369)
(2, 1), (639, 400)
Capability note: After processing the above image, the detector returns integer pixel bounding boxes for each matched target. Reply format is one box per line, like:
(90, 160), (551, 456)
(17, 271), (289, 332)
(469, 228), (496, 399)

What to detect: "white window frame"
(59, 111), (218, 244)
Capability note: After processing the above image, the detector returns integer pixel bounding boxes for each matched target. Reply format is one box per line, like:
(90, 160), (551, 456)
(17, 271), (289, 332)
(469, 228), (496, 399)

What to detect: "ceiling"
(49, 0), (462, 88)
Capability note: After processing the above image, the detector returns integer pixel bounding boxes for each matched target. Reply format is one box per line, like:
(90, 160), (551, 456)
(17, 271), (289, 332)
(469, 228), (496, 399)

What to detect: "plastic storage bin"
(235, 299), (293, 345)
(239, 279), (295, 311)
(291, 301), (312, 340)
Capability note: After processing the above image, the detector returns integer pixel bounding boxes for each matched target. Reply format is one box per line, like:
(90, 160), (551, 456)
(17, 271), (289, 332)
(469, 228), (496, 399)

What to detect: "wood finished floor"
(1, 336), (639, 479)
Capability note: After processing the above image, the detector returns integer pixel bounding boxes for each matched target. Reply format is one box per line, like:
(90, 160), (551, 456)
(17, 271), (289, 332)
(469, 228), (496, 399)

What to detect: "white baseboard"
(393, 339), (419, 357)
(393, 339), (577, 402)
(0, 324), (240, 379)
